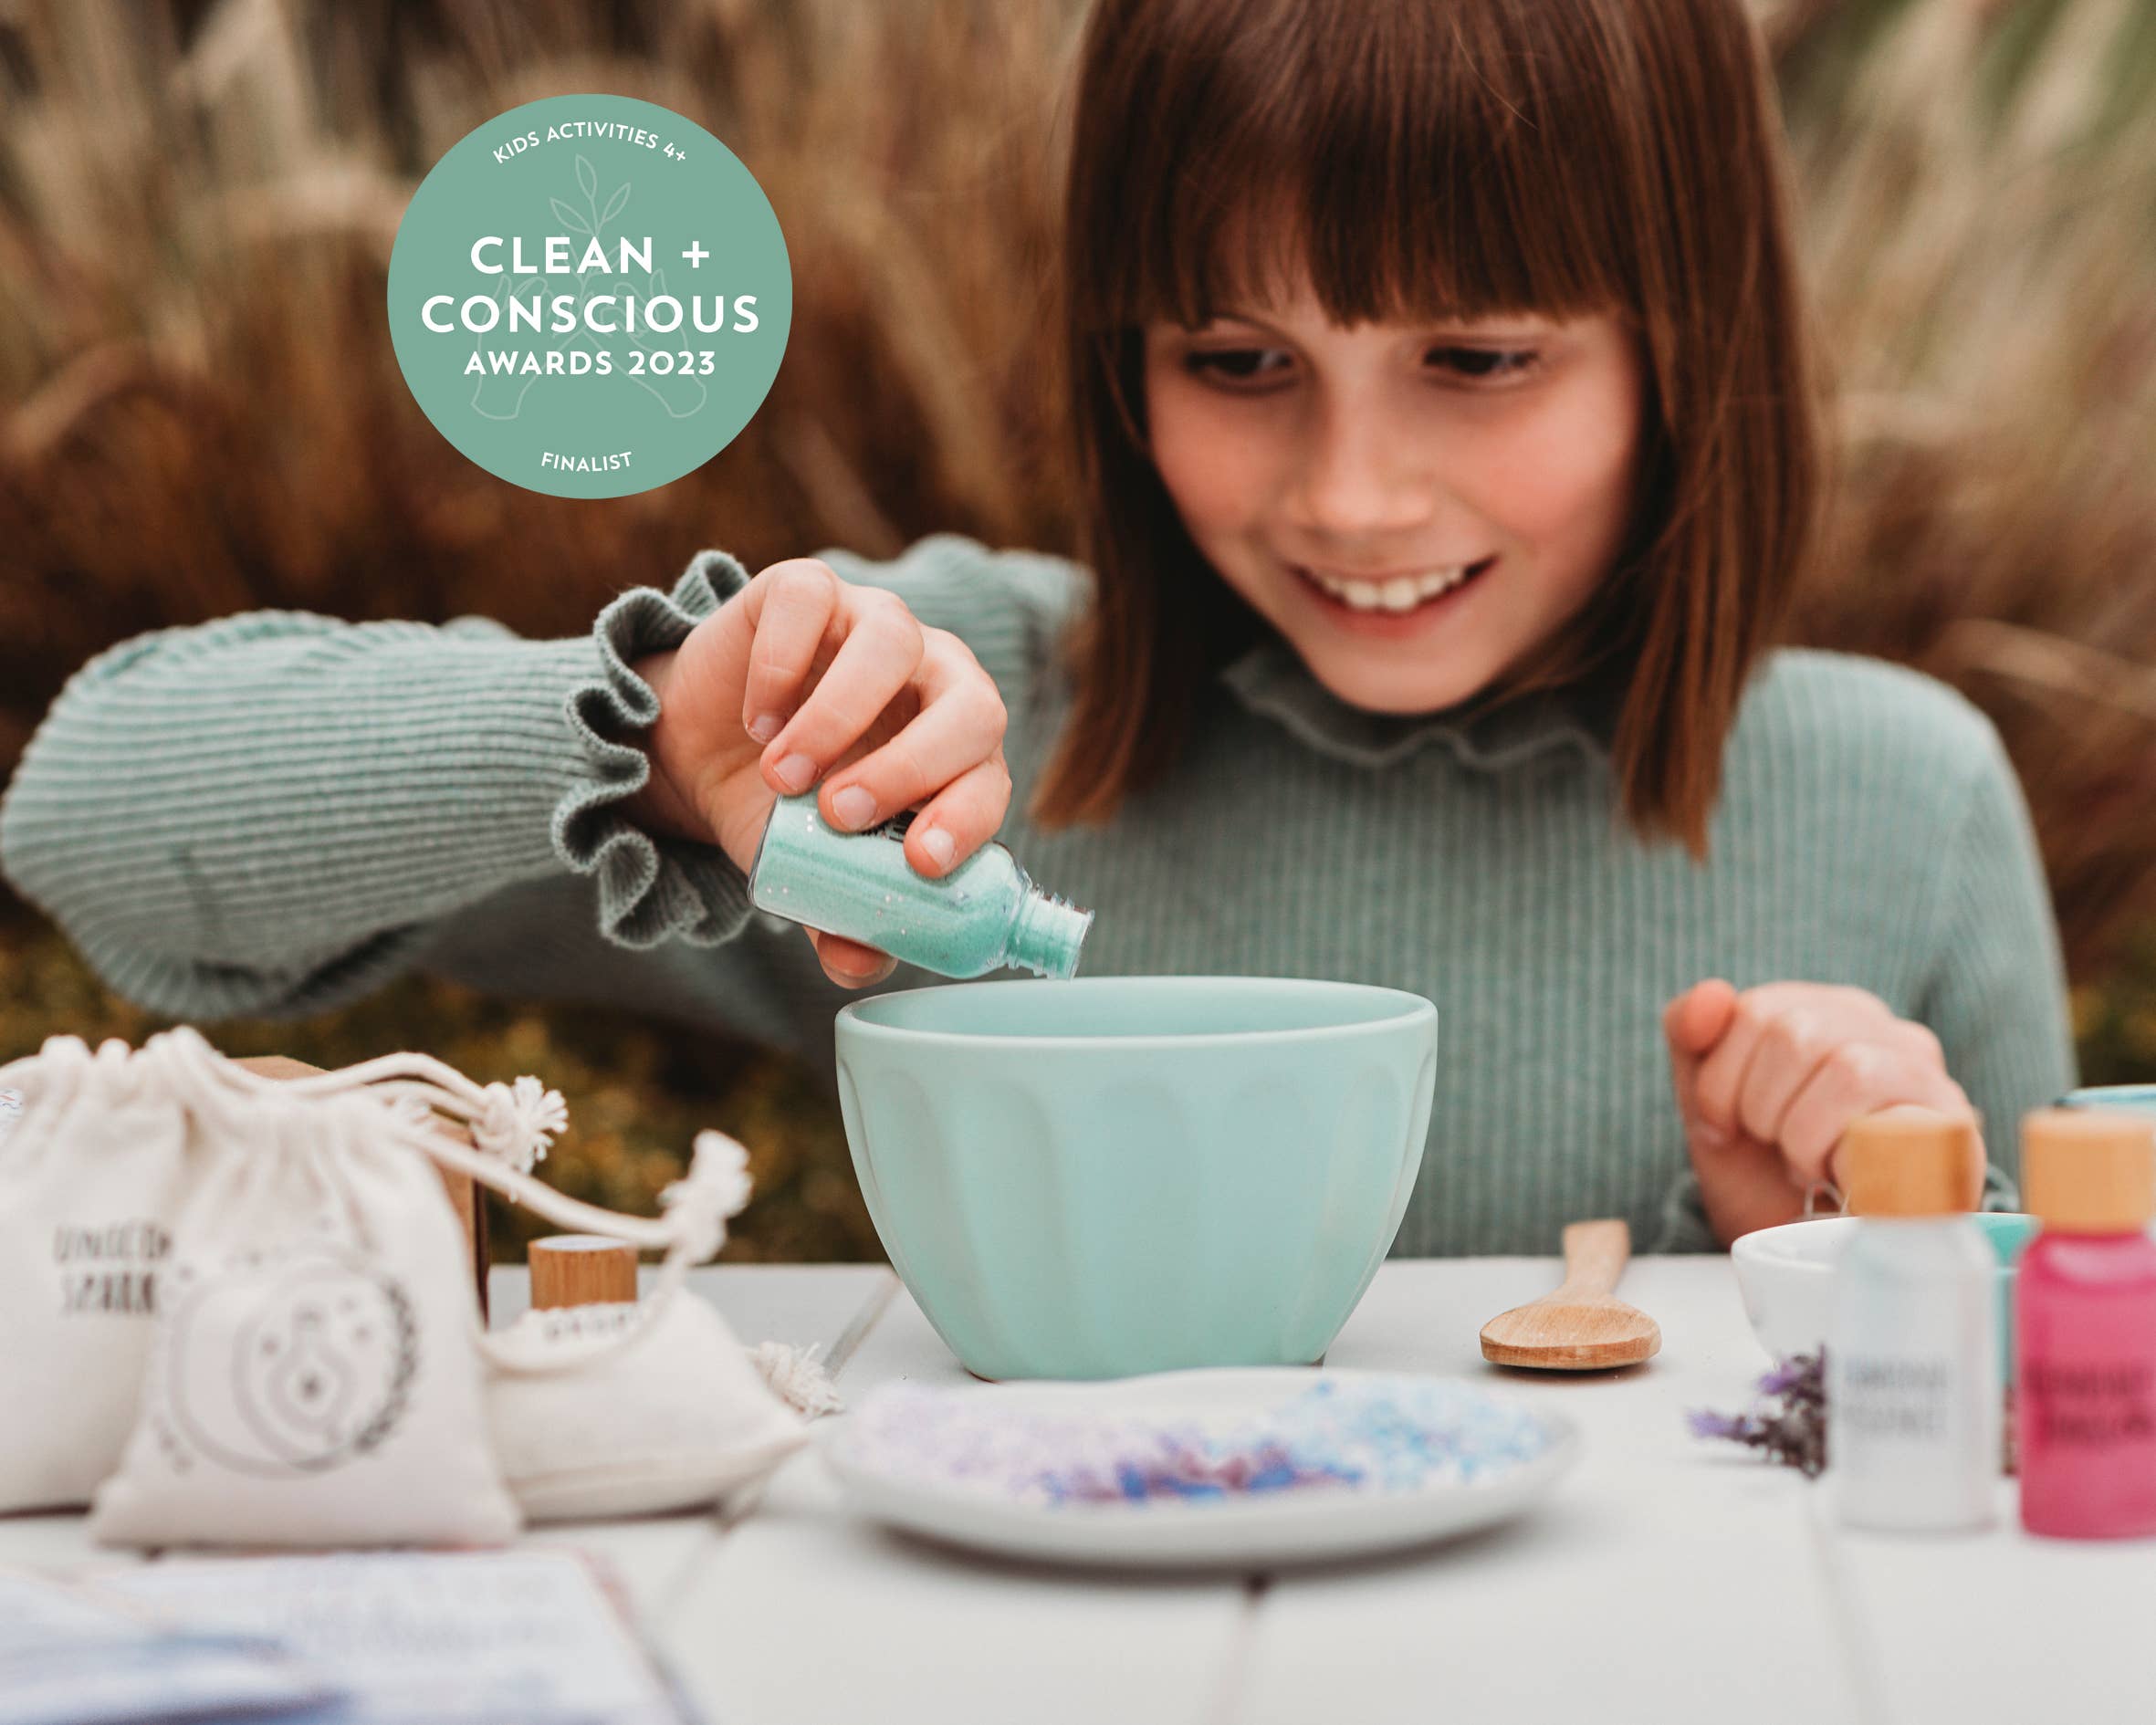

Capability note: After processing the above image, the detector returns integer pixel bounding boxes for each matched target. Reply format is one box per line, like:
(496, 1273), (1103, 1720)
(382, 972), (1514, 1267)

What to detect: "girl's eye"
(1429, 345), (1540, 382)
(1189, 342), (1544, 388)
(1181, 345), (1293, 382)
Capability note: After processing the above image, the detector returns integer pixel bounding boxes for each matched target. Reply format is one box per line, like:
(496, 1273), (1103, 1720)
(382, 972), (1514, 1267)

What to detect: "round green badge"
(388, 94), (791, 498)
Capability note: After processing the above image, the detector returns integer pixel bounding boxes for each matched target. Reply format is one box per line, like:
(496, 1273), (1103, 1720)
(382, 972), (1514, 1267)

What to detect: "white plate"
(821, 1367), (1580, 1571)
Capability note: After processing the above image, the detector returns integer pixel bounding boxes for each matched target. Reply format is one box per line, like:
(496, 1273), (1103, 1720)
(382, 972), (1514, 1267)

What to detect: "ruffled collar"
(1216, 636), (1619, 774)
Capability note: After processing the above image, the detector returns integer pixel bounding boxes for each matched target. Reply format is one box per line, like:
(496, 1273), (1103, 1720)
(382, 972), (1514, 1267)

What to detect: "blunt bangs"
(1073, 0), (1640, 337)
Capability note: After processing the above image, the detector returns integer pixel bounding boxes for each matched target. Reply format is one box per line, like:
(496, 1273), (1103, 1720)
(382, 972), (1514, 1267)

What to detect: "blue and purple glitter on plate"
(844, 1376), (1555, 1509)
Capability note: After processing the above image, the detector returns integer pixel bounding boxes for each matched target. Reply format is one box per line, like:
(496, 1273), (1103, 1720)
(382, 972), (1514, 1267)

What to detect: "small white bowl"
(1729, 1213), (2038, 1362)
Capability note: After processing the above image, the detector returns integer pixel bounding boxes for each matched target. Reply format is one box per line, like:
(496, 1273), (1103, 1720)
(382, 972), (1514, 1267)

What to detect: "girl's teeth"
(1304, 564), (1476, 612)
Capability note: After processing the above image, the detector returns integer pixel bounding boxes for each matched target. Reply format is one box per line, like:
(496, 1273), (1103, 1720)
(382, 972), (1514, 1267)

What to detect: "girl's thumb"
(1664, 979), (1739, 1152)
(1663, 978), (1738, 1058)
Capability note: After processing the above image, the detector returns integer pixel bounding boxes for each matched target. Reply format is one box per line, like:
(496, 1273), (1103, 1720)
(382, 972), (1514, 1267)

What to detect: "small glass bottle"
(747, 790), (1093, 980)
(1828, 1106), (2000, 1532)
(2015, 1106), (2156, 1540)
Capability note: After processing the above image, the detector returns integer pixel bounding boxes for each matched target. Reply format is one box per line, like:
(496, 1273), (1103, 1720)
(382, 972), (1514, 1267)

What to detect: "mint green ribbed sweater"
(0, 536), (2078, 1253)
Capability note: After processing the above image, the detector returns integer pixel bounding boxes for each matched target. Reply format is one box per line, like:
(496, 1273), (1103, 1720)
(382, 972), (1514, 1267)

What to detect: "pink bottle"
(2016, 1107), (2156, 1539)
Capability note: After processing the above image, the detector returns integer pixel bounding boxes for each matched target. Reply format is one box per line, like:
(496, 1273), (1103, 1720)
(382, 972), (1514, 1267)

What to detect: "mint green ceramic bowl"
(832, 977), (1439, 1381)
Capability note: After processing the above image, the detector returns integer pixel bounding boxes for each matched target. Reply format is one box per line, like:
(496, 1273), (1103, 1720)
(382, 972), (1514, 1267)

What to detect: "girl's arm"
(1909, 717), (2080, 1194)
(0, 535), (1084, 1025)
(1653, 717), (2077, 1250)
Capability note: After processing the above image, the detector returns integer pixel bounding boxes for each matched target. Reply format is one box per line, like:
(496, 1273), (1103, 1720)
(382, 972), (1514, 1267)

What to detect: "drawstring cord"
(4, 1027), (837, 1409)
(137, 1025), (757, 1374)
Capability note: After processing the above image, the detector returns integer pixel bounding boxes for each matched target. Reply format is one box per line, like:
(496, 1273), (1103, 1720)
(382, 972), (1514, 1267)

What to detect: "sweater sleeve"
(1912, 717), (2079, 1198)
(0, 534), (1087, 1024)
(1648, 715), (2073, 1253)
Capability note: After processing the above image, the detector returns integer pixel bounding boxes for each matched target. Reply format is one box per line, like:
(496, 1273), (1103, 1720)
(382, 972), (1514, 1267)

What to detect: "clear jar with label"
(1828, 1107), (2000, 1532)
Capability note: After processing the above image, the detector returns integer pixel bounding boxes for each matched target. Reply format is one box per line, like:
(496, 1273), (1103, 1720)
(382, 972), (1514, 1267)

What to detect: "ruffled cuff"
(554, 550), (758, 949)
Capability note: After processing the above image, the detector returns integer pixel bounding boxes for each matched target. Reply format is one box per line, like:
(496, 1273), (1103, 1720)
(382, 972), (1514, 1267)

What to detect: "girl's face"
(1143, 273), (1646, 715)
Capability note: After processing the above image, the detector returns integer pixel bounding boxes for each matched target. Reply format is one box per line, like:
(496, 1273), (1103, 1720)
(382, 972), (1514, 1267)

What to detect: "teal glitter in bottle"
(747, 791), (1093, 979)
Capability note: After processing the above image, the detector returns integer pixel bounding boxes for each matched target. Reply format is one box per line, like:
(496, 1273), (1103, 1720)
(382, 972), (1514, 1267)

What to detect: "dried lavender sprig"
(1692, 1349), (2020, 1480)
(1687, 1350), (1828, 1479)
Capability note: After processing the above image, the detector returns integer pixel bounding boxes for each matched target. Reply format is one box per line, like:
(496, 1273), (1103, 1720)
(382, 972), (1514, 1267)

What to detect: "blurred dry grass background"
(2, 0), (2152, 1258)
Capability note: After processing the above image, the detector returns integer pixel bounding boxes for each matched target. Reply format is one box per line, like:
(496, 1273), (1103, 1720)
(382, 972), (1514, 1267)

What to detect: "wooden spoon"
(1480, 1218), (1661, 1370)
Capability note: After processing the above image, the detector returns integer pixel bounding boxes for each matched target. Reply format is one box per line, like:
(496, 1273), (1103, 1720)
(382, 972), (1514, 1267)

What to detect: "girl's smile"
(1285, 553), (1500, 635)
(1143, 277), (1645, 716)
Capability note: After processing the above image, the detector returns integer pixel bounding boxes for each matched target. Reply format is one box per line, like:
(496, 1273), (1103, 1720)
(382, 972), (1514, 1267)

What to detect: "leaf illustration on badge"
(162, 1245), (418, 1477)
(468, 272), (541, 421)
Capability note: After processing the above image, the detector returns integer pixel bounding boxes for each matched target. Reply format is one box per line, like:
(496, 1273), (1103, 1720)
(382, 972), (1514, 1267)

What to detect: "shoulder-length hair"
(1029, 0), (1822, 858)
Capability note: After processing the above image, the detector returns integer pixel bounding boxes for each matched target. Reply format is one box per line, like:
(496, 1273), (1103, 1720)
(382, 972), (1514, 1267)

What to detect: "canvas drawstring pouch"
(284, 1053), (828, 1523)
(0, 1036), (198, 1512)
(84, 1028), (529, 1548)
(1, 1025), (822, 1539)
(0, 1032), (560, 1514)
(479, 1128), (822, 1522)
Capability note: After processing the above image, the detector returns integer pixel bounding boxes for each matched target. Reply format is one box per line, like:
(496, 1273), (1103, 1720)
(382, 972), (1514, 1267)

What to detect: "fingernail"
(919, 825), (956, 870)
(748, 713), (780, 744)
(772, 753), (815, 794)
(1697, 1124), (1731, 1151)
(831, 785), (876, 831)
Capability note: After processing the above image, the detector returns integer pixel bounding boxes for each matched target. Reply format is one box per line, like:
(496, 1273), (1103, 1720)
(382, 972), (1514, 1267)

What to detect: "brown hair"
(1030, 0), (1822, 858)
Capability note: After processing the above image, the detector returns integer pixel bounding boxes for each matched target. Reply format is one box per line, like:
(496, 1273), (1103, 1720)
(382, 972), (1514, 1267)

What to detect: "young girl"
(0, 0), (2075, 1255)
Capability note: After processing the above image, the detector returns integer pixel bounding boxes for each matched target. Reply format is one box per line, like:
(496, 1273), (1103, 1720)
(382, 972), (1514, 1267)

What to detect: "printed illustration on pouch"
(149, 1243), (419, 1479)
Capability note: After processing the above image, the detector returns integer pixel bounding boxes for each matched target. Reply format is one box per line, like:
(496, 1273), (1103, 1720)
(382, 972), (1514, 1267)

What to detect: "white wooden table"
(8, 1258), (2151, 1723)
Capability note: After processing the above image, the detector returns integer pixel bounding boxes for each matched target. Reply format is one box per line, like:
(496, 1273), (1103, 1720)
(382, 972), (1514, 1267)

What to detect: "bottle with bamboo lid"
(529, 1234), (639, 1311)
(2015, 1106), (2156, 1539)
(1828, 1104), (2000, 1532)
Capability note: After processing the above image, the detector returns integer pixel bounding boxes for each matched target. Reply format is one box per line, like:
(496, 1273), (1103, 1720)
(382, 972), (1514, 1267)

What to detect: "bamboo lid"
(529, 1234), (638, 1308)
(1840, 1105), (1982, 1217)
(2023, 1108), (2156, 1232)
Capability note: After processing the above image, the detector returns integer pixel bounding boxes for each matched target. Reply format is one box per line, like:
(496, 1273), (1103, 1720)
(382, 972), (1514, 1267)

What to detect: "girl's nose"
(1288, 405), (1434, 543)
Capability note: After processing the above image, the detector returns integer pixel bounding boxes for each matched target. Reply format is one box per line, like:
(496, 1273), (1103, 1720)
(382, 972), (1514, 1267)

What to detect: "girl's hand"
(624, 558), (1012, 989)
(1661, 979), (1982, 1247)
